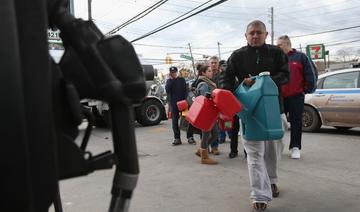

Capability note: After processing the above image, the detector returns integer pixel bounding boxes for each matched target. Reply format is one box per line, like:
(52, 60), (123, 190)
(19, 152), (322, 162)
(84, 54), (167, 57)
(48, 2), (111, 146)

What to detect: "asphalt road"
(52, 120), (360, 212)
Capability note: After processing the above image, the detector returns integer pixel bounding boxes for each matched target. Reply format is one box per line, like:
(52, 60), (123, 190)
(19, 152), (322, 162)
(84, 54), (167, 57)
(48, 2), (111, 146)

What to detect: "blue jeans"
(210, 123), (220, 148)
(171, 106), (193, 140)
(219, 130), (232, 140)
(171, 107), (181, 139)
(201, 124), (219, 149)
(284, 93), (305, 150)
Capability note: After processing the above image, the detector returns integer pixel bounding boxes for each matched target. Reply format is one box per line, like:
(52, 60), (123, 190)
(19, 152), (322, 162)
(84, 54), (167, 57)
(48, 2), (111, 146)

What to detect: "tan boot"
(200, 148), (218, 165)
(195, 148), (201, 157)
(211, 147), (220, 155)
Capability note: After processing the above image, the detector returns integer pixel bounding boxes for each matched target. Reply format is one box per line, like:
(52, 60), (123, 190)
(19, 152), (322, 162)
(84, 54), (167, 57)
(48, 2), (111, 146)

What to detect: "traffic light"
(165, 56), (172, 64)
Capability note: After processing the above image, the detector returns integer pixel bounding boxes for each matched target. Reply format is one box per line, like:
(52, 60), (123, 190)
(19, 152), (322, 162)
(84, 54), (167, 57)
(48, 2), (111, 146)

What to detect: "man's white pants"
(241, 114), (286, 202)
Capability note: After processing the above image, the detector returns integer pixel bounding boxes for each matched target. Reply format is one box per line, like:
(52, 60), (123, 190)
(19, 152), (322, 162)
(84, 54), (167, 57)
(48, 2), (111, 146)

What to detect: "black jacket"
(165, 77), (187, 109)
(219, 44), (290, 112)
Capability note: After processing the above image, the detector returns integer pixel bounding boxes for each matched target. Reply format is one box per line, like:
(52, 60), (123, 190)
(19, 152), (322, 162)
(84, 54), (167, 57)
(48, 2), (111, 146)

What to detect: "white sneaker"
(290, 147), (301, 159)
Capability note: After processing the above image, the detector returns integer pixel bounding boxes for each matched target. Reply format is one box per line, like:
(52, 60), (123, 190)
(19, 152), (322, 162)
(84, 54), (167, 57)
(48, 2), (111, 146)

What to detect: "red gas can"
(177, 100), (188, 111)
(186, 96), (219, 131)
(212, 89), (242, 117)
(167, 111), (172, 119)
(218, 113), (233, 131)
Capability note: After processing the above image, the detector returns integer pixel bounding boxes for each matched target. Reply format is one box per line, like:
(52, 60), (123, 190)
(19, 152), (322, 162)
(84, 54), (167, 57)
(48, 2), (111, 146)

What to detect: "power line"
(134, 43), (188, 49)
(278, 4), (360, 24)
(171, 0), (263, 10)
(131, 0), (228, 42)
(162, 1), (263, 15)
(105, 0), (168, 36)
(276, 13), (318, 31)
(154, 7), (253, 21)
(133, 42), (237, 49)
(275, 1), (360, 32)
(276, 0), (355, 12)
(138, 0), (213, 38)
(277, 0), (356, 13)
(291, 25), (360, 38)
(326, 39), (360, 47)
(276, 3), (360, 33)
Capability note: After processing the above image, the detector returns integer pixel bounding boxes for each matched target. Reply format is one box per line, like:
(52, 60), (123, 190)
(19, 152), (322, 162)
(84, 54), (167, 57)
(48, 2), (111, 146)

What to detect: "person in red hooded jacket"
(277, 35), (317, 159)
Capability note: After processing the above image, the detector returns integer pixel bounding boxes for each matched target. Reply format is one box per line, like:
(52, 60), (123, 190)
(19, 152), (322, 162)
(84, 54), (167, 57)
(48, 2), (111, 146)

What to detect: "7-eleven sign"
(306, 44), (325, 60)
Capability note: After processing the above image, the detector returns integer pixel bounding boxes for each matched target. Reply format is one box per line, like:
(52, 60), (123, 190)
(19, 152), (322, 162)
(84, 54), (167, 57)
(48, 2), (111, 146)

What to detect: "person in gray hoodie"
(194, 64), (219, 165)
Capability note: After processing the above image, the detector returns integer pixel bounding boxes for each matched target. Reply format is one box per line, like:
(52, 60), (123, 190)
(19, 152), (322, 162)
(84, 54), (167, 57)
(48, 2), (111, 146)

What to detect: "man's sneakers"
(173, 138), (196, 145)
(290, 147), (301, 159)
(187, 137), (196, 145)
(172, 139), (182, 146)
(252, 202), (267, 211)
(271, 184), (280, 198)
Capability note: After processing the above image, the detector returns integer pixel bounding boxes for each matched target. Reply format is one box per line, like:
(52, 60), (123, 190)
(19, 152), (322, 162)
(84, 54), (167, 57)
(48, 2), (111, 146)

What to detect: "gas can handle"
(259, 71), (270, 76)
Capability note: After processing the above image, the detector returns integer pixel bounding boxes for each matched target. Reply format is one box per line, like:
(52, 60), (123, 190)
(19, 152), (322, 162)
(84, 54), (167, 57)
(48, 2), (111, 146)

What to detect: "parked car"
(302, 68), (360, 132)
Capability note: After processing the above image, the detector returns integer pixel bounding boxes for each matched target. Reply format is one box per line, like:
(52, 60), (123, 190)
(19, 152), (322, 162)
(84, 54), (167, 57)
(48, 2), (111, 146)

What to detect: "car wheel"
(136, 99), (163, 126)
(302, 105), (321, 132)
(334, 126), (352, 131)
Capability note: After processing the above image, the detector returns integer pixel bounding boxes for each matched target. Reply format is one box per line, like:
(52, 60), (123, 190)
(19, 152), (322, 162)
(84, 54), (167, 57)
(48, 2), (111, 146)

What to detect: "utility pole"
(299, 44), (302, 52)
(269, 7), (274, 45)
(188, 43), (196, 76)
(88, 0), (92, 21)
(69, 0), (75, 15)
(217, 42), (222, 60)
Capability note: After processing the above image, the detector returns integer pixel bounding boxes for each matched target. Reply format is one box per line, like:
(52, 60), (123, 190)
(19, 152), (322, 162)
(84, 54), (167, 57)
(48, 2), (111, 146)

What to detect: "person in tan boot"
(200, 148), (217, 164)
(193, 64), (219, 165)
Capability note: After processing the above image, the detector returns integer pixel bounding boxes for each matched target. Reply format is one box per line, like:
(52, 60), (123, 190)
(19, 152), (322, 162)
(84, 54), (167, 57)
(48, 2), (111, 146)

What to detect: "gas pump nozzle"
(50, 5), (146, 212)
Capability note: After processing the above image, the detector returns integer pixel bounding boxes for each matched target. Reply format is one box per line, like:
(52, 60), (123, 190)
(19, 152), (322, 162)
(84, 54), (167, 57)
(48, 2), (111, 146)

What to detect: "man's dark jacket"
(219, 44), (290, 112)
(165, 77), (187, 110)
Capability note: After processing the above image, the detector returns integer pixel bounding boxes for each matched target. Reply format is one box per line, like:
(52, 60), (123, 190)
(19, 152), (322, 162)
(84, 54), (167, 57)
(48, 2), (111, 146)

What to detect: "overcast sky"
(73, 0), (360, 72)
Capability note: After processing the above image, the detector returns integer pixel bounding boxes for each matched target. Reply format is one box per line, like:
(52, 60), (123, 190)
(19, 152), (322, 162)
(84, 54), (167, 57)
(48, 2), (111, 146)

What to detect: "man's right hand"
(243, 75), (255, 86)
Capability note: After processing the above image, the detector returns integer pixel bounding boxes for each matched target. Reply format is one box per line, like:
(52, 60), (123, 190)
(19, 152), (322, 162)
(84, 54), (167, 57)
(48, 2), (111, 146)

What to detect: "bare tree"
(356, 48), (360, 61)
(336, 48), (351, 62)
(347, 47), (358, 61)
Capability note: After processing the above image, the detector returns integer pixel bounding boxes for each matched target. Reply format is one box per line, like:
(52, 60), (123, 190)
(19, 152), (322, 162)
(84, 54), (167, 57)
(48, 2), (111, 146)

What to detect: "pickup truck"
(83, 64), (167, 127)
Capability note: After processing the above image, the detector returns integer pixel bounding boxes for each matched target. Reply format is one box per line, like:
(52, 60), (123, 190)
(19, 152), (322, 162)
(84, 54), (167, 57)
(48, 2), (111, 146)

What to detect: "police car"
(303, 68), (360, 132)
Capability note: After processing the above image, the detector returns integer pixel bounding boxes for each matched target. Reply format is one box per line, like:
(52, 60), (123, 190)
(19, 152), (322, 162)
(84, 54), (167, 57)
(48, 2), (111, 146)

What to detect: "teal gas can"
(234, 72), (284, 141)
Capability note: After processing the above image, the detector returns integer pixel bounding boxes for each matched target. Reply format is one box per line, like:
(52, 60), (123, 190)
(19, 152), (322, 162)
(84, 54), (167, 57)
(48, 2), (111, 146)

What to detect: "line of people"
(165, 20), (317, 212)
(165, 56), (245, 163)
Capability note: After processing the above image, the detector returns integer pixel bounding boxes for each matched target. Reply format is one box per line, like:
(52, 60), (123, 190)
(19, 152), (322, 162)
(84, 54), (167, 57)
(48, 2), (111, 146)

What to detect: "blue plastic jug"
(234, 72), (284, 141)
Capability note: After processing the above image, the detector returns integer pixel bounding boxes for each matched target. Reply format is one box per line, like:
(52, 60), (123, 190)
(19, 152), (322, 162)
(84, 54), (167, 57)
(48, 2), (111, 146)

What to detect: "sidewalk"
(56, 120), (360, 212)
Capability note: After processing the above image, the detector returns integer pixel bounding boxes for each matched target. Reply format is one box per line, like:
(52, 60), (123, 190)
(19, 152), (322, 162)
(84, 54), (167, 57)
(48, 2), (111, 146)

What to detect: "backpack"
(186, 88), (199, 106)
(186, 78), (203, 106)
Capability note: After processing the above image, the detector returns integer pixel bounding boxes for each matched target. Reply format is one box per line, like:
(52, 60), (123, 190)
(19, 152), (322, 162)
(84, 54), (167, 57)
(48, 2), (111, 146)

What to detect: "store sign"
(306, 44), (325, 60)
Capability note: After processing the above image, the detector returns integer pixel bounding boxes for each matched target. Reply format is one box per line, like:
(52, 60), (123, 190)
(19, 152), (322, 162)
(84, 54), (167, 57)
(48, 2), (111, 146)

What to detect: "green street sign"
(180, 54), (193, 60)
(306, 44), (325, 60)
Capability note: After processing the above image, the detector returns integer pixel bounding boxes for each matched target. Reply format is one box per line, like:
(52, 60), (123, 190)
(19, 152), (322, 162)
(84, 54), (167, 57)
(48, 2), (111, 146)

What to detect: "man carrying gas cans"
(219, 20), (290, 211)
